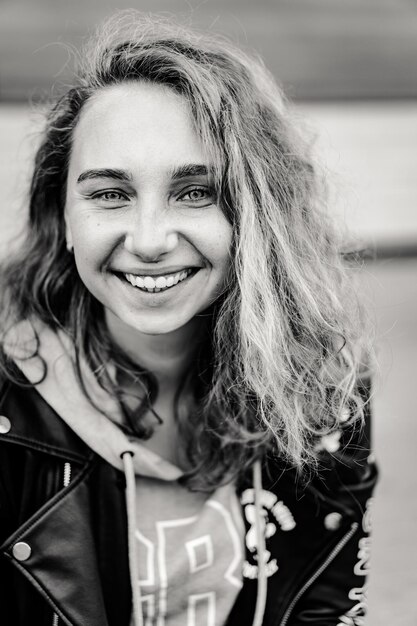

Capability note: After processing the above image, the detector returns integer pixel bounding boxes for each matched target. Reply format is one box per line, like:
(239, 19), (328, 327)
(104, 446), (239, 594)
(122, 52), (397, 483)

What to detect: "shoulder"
(314, 374), (377, 525)
(0, 366), (91, 463)
(317, 375), (375, 487)
(261, 375), (377, 517)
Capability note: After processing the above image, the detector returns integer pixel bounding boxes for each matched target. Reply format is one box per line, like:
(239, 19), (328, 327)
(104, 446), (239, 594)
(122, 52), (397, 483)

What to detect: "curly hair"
(0, 11), (371, 490)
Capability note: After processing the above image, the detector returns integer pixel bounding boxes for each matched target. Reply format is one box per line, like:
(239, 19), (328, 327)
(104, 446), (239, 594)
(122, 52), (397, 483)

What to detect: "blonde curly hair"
(0, 12), (371, 489)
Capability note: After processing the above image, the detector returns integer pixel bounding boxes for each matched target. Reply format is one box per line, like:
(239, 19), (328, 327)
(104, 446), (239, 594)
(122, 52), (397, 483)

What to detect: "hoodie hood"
(3, 319), (182, 481)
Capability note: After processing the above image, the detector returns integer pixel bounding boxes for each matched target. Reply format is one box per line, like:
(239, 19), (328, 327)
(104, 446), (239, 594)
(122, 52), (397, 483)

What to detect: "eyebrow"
(77, 169), (133, 184)
(76, 164), (212, 185)
(170, 164), (211, 180)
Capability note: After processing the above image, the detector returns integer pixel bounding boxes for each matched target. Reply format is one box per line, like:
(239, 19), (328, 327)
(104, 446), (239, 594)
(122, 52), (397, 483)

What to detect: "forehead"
(70, 82), (207, 173)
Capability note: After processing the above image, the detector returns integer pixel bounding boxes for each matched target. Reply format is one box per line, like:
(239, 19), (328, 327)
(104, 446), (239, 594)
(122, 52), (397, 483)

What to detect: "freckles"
(201, 213), (232, 251)
(72, 219), (104, 261)
(76, 216), (102, 239)
(213, 229), (233, 258)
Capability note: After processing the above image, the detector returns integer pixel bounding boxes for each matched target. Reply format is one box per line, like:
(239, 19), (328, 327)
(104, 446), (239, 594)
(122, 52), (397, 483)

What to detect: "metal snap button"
(324, 512), (342, 531)
(12, 542), (32, 561)
(0, 416), (11, 434)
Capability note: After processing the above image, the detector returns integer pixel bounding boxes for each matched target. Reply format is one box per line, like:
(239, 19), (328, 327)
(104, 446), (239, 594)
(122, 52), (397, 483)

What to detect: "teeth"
(155, 276), (167, 289)
(124, 268), (193, 293)
(144, 276), (156, 289)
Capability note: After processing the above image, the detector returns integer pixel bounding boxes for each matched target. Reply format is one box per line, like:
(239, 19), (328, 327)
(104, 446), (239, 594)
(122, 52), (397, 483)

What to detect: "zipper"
(52, 463), (72, 625)
(63, 462), (72, 487)
(279, 522), (358, 626)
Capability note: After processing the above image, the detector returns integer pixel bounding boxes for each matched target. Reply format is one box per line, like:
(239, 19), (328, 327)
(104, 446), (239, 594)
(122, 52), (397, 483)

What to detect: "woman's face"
(65, 82), (232, 337)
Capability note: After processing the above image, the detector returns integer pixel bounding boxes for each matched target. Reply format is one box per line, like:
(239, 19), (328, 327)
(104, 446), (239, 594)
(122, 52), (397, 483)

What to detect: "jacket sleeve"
(0, 438), (27, 625)
(289, 377), (378, 625)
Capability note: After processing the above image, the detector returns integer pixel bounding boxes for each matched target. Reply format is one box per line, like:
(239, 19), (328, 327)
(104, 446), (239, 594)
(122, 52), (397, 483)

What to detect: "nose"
(124, 201), (179, 261)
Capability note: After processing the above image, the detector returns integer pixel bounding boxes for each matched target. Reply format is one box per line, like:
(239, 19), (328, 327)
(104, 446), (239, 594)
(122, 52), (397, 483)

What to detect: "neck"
(105, 311), (205, 389)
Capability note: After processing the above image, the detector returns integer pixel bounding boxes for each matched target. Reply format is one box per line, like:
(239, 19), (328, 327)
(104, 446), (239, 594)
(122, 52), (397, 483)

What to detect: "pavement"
(360, 258), (417, 625)
(1, 102), (416, 624)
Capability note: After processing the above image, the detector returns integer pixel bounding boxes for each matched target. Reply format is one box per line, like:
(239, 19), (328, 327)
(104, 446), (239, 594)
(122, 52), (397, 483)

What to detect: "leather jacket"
(0, 374), (377, 626)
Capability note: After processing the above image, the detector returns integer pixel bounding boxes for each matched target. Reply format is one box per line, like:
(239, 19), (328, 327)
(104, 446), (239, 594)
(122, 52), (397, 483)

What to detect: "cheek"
(207, 221), (233, 274)
(70, 216), (110, 268)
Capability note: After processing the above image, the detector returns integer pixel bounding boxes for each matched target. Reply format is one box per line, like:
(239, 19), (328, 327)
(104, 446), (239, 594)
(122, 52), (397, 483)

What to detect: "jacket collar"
(0, 377), (91, 463)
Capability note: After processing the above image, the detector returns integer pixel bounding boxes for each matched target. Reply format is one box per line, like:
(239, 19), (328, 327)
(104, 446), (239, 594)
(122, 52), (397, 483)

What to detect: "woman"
(0, 12), (377, 626)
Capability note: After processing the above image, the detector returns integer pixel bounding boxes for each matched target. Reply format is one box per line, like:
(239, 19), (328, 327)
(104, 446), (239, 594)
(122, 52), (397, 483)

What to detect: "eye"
(177, 186), (214, 207)
(90, 189), (130, 203)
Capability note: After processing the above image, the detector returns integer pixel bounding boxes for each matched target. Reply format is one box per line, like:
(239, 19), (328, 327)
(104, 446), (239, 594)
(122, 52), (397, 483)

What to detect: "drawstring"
(252, 460), (267, 626)
(122, 450), (266, 626)
(122, 450), (143, 626)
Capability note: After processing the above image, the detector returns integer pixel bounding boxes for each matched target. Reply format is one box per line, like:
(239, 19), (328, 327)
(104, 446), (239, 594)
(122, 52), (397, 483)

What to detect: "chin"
(124, 312), (198, 336)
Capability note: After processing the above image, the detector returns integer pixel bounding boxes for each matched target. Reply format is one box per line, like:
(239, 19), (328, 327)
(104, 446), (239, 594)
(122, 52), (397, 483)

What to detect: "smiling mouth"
(120, 268), (198, 293)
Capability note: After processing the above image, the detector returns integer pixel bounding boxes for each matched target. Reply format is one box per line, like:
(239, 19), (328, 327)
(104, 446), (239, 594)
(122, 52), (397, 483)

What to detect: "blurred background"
(0, 0), (416, 623)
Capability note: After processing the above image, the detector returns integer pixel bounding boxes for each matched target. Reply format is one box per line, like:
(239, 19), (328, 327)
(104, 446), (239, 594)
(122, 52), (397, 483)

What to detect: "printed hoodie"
(4, 320), (268, 626)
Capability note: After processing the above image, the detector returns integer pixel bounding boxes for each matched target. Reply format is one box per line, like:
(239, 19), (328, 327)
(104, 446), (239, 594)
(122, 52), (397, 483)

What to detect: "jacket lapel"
(1, 460), (110, 626)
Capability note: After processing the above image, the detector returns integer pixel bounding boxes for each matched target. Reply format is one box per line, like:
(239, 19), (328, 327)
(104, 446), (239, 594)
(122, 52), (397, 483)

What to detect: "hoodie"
(4, 319), (267, 626)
